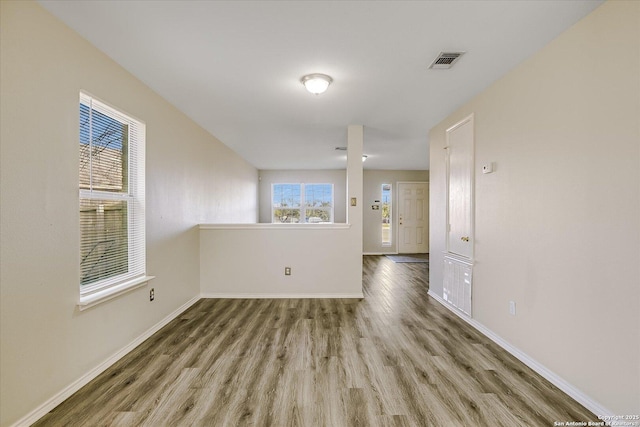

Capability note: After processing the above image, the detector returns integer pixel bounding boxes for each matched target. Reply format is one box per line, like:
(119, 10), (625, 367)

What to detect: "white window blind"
(79, 93), (146, 297)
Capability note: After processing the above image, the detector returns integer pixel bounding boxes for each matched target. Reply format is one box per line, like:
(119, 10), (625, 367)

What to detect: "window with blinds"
(79, 93), (146, 297)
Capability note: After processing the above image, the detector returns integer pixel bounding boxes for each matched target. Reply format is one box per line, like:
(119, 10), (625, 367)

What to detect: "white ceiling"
(39, 0), (603, 171)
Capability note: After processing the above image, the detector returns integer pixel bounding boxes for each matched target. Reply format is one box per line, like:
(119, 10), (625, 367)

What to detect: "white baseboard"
(201, 293), (364, 299)
(13, 296), (200, 427)
(363, 252), (397, 255)
(427, 290), (613, 417)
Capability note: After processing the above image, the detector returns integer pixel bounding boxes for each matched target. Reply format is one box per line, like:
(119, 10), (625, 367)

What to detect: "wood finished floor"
(35, 256), (597, 427)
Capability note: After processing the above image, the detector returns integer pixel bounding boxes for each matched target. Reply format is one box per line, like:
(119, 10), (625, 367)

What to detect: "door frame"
(397, 181), (429, 254)
(445, 113), (475, 260)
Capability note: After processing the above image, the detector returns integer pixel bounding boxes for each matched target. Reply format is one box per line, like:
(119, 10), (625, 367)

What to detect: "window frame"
(78, 92), (152, 309)
(271, 183), (334, 224)
(381, 183), (392, 246)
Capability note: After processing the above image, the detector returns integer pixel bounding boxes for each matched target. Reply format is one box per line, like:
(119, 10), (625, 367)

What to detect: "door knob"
(461, 236), (470, 242)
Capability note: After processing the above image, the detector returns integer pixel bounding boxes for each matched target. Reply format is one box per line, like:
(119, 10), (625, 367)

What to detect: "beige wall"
(0, 2), (258, 426)
(363, 170), (429, 254)
(203, 126), (364, 299)
(429, 0), (639, 413)
(200, 224), (363, 297)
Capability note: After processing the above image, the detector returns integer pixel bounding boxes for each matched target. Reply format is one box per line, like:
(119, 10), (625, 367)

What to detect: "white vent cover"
(429, 52), (465, 69)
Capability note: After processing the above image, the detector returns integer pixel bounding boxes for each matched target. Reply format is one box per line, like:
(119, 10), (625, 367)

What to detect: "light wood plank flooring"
(34, 256), (597, 426)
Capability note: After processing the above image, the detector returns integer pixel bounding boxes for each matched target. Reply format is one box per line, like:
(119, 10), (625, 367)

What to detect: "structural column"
(346, 125), (364, 284)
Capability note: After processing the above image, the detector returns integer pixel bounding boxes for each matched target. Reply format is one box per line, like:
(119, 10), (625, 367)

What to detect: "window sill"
(200, 223), (351, 230)
(78, 275), (155, 311)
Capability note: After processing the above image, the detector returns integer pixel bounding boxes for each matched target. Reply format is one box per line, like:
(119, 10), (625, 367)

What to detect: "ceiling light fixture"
(301, 73), (333, 95)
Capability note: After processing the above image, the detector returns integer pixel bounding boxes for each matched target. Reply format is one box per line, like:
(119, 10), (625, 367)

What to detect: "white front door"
(398, 182), (429, 254)
(446, 115), (474, 259)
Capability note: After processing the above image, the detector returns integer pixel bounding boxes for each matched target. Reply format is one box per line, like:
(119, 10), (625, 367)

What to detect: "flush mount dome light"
(301, 73), (333, 95)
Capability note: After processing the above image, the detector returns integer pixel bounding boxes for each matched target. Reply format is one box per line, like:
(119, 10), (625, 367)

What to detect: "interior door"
(446, 115), (474, 259)
(398, 182), (429, 254)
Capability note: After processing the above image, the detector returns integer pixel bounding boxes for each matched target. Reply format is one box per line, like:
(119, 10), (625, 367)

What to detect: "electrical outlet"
(284, 267), (291, 276)
(509, 300), (516, 316)
(150, 288), (155, 301)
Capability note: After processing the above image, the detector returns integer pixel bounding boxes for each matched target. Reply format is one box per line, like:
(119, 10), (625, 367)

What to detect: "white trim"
(445, 114), (474, 259)
(80, 90), (145, 124)
(78, 275), (155, 310)
(270, 182), (335, 224)
(12, 296), (200, 427)
(199, 223), (351, 230)
(381, 182), (393, 247)
(363, 252), (398, 255)
(427, 290), (613, 417)
(78, 92), (147, 303)
(443, 251), (473, 265)
(396, 181), (430, 254)
(201, 293), (364, 299)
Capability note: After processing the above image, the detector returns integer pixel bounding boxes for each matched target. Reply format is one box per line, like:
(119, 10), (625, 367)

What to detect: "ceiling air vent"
(428, 52), (465, 69)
